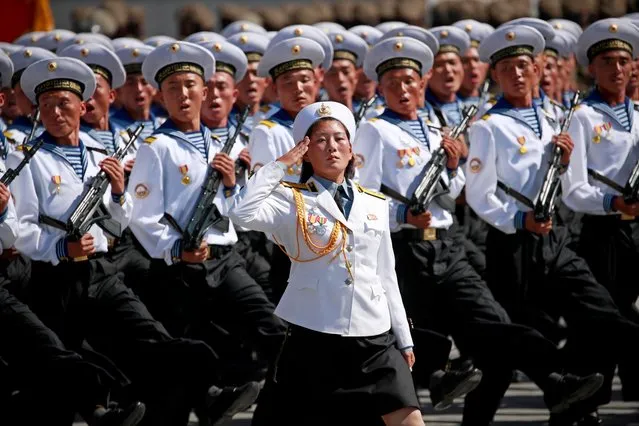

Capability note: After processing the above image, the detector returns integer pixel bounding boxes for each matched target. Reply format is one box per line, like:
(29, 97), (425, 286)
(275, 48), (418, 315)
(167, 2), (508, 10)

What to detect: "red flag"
(0, 0), (54, 42)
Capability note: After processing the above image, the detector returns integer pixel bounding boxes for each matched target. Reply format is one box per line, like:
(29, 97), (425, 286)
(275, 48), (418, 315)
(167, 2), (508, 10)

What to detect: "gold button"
(240, 35), (248, 44)
(47, 61), (57, 72)
(335, 34), (344, 43)
(609, 24), (619, 33)
(214, 43), (222, 52)
(346, 245), (353, 252)
(440, 30), (449, 38)
(170, 43), (180, 52)
(465, 24), (472, 32)
(506, 32), (516, 41)
(294, 28), (303, 36)
(292, 45), (301, 54)
(80, 48), (89, 57)
(132, 48), (140, 57)
(394, 41), (403, 51)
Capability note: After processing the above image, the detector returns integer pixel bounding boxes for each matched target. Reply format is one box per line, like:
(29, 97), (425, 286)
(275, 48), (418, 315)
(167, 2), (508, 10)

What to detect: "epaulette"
(356, 183), (385, 200)
(281, 180), (318, 192)
(481, 114), (491, 121)
(487, 99), (498, 105)
(259, 120), (276, 129)
(367, 117), (379, 122)
(260, 105), (271, 113)
(144, 136), (157, 144)
(3, 131), (18, 145)
(85, 146), (108, 155)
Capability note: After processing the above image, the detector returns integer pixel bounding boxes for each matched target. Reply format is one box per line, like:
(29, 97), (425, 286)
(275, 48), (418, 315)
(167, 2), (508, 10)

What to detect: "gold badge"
(407, 157), (416, 167)
(170, 43), (180, 52)
(239, 35), (248, 44)
(335, 34), (344, 43)
(355, 153), (365, 169)
(294, 28), (304, 36)
(593, 135), (601, 143)
(609, 24), (618, 33)
(24, 49), (32, 57)
(80, 48), (89, 57)
(394, 42), (403, 52)
(214, 43), (222, 52)
(317, 103), (331, 117)
(51, 175), (61, 194)
(519, 146), (528, 154)
(134, 183), (150, 199)
(132, 48), (140, 57)
(179, 164), (191, 184)
(517, 136), (526, 154)
(465, 24), (473, 32)
(469, 157), (482, 173)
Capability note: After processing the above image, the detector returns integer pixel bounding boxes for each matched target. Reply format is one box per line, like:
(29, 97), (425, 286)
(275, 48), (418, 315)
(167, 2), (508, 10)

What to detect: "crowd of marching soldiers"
(1, 10), (639, 426)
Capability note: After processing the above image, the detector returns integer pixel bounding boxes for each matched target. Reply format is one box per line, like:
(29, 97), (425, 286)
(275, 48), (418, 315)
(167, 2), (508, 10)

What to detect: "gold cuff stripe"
(376, 58), (421, 78)
(490, 45), (534, 64)
(333, 50), (358, 64)
(587, 39), (632, 62)
(155, 62), (204, 85)
(269, 59), (313, 79)
(34, 78), (84, 99)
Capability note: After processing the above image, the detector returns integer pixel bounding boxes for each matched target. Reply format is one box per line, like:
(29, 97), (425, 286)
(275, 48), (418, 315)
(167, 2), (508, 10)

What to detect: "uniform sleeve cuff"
(400, 346), (414, 353)
(111, 192), (125, 206)
(396, 205), (409, 224)
(275, 161), (288, 172)
(514, 211), (526, 230)
(223, 185), (238, 198)
(171, 239), (183, 263)
(604, 194), (615, 213)
(446, 166), (458, 179)
(0, 207), (7, 224)
(56, 238), (68, 261)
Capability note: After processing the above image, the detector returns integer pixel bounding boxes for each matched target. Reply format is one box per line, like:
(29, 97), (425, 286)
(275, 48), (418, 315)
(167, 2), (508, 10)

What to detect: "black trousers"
(393, 234), (563, 425)
(454, 203), (488, 280)
(146, 248), (286, 382)
(106, 229), (152, 293)
(235, 231), (274, 303)
(486, 225), (639, 411)
(268, 245), (291, 304)
(28, 258), (221, 426)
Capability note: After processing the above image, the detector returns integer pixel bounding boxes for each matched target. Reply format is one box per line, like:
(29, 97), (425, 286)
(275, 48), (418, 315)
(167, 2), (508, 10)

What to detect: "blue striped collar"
(37, 132), (88, 180)
(268, 108), (295, 128)
(583, 89), (634, 132)
(156, 118), (212, 160)
(485, 96), (544, 137)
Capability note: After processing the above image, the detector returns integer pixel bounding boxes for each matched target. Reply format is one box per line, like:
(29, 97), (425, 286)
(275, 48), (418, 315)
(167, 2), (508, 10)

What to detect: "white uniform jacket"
(563, 93), (639, 215)
(8, 133), (133, 265)
(465, 99), (562, 234)
(353, 112), (465, 231)
(0, 160), (18, 252)
(127, 122), (240, 266)
(229, 161), (413, 349)
(248, 109), (303, 181)
(4, 117), (44, 148)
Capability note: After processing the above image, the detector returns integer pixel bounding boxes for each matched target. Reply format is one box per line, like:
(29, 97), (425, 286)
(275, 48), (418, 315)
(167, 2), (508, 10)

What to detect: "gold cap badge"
(80, 48), (89, 57)
(170, 43), (180, 52)
(292, 44), (301, 54)
(394, 41), (403, 51)
(506, 31), (516, 41)
(465, 24), (473, 32)
(609, 24), (618, 33)
(294, 28), (303, 36)
(335, 34), (344, 43)
(47, 61), (57, 72)
(241, 23), (248, 30)
(214, 43), (222, 52)
(132, 48), (140, 57)
(24, 49), (32, 57)
(317, 103), (331, 116)
(240, 35), (248, 44)
(440, 30), (449, 38)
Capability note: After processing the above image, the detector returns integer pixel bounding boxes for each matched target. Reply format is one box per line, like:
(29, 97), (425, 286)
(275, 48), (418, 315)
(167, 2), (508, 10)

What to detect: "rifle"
(476, 79), (491, 112)
(182, 108), (248, 251)
(354, 94), (378, 127)
(39, 125), (144, 240)
(533, 91), (581, 222)
(1, 109), (43, 186)
(229, 107), (251, 178)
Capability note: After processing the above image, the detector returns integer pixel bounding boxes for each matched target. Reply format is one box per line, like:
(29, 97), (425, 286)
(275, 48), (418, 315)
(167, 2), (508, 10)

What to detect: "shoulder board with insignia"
(260, 105), (271, 113)
(259, 120), (276, 129)
(85, 146), (108, 155)
(367, 117), (379, 122)
(356, 184), (385, 200)
(481, 114), (491, 121)
(281, 181), (318, 192)
(144, 136), (157, 144)
(3, 131), (17, 145)
(487, 99), (497, 105)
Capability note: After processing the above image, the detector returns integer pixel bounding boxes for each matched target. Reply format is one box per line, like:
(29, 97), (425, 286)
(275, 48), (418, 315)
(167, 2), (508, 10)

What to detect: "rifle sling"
(380, 184), (411, 205)
(587, 168), (625, 193)
(380, 183), (455, 212)
(496, 181), (535, 209)
(162, 213), (184, 234)
(39, 211), (122, 238)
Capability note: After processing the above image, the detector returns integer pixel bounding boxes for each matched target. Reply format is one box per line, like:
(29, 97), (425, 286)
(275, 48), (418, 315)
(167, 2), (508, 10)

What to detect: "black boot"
(544, 373), (604, 414)
(577, 411), (602, 426)
(429, 364), (483, 411)
(206, 381), (261, 426)
(86, 401), (146, 426)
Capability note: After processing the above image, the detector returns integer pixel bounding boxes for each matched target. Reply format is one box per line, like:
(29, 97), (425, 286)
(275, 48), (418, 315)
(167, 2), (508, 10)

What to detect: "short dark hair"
(299, 117), (356, 182)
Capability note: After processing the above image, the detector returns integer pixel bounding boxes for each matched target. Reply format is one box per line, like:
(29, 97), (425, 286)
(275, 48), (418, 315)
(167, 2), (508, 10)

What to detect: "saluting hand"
(406, 210), (432, 229)
(181, 240), (208, 264)
(67, 233), (96, 258)
(553, 134), (574, 166)
(100, 157), (125, 195)
(212, 153), (236, 188)
(0, 183), (10, 214)
(278, 137), (310, 167)
(441, 136), (461, 170)
(524, 212), (552, 235)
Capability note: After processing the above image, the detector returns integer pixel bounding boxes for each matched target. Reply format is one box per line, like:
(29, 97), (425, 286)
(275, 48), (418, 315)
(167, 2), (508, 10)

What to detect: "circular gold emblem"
(240, 35), (248, 44)
(80, 48), (89, 57)
(394, 41), (403, 51)
(440, 30), (449, 38)
(47, 61), (57, 72)
(170, 43), (180, 52)
(214, 43), (222, 52)
(609, 24), (619, 33)
(335, 34), (344, 43)
(465, 24), (473, 32)
(24, 49), (32, 58)
(294, 28), (303, 36)
(506, 31), (516, 41)
(317, 103), (331, 116)
(132, 48), (140, 57)
(292, 45), (301, 54)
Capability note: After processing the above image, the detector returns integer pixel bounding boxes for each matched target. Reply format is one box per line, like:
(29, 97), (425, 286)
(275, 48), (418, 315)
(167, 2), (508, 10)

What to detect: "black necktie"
(334, 186), (347, 217)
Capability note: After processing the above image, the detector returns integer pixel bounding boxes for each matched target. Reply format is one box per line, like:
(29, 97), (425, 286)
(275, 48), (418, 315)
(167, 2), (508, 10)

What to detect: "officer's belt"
(496, 181), (534, 209)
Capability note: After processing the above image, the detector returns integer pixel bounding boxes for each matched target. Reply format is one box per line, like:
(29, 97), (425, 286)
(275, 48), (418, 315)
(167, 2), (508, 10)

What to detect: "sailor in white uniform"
(229, 101), (423, 426)
(466, 23), (639, 425)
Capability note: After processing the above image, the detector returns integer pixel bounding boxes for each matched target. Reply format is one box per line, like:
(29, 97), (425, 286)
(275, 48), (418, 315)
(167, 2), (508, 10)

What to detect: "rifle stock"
(0, 109), (43, 186)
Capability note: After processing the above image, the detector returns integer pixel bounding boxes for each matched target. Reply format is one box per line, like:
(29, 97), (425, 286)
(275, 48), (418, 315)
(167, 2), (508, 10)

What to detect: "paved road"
(69, 377), (639, 425)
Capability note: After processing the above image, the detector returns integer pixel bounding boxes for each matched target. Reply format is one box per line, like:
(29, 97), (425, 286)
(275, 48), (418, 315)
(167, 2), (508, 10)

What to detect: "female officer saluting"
(229, 101), (423, 426)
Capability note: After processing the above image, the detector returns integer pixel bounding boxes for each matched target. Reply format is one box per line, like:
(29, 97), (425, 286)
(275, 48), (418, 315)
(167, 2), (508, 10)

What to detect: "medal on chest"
(51, 175), (61, 194)
(396, 147), (422, 168)
(286, 159), (303, 176)
(517, 136), (527, 154)
(179, 164), (191, 185)
(592, 122), (611, 144)
(306, 207), (329, 236)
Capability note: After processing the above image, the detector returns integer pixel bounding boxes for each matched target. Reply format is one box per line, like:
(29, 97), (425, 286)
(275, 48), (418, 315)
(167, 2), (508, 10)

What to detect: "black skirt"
(270, 324), (420, 425)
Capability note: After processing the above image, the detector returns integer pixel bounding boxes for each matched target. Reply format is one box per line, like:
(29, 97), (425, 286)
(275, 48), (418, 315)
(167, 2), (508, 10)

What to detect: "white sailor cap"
(184, 31), (226, 45)
(13, 32), (46, 46)
(328, 30), (369, 68)
(58, 33), (114, 53)
(144, 35), (177, 48)
(363, 36), (434, 82)
(142, 41), (215, 89)
(257, 37), (325, 79)
(58, 42), (126, 89)
(576, 18), (639, 66)
(548, 19), (583, 39)
(20, 57), (96, 104)
(501, 18), (555, 42)
(379, 25), (439, 57)
(375, 21), (407, 34)
(221, 21), (267, 38)
(268, 25), (334, 70)
(35, 30), (76, 52)
(9, 46), (57, 88)
(115, 45), (154, 75)
(0, 53), (14, 89)
(227, 32), (270, 63)
(266, 31), (277, 41)
(348, 25), (384, 47)
(0, 43), (21, 55)
(545, 30), (577, 59)
(313, 22), (346, 34)
(112, 37), (146, 50)
(453, 20), (495, 48)
(293, 101), (356, 144)
(199, 40), (248, 83)
(430, 26), (471, 56)
(478, 25), (545, 65)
